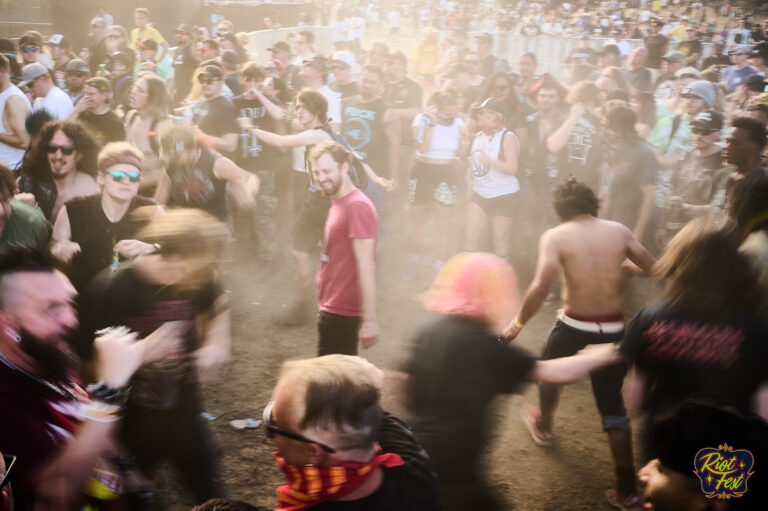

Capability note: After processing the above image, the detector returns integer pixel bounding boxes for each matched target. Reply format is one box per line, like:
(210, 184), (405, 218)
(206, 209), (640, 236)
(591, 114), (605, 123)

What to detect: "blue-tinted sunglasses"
(107, 170), (141, 182)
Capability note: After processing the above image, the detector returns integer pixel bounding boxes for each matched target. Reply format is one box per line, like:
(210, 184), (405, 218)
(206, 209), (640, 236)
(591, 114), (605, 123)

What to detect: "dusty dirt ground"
(148, 203), (648, 511)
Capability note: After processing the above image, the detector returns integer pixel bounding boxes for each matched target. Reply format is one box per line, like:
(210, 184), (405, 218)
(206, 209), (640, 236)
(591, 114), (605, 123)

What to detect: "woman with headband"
(51, 141), (160, 291)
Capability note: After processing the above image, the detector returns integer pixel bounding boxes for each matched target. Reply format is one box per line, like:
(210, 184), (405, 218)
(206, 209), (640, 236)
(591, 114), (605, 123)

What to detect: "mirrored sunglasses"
(107, 170), (142, 182)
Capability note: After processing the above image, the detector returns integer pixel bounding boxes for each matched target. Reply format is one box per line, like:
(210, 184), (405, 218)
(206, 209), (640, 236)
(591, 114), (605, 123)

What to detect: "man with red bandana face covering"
(264, 355), (441, 511)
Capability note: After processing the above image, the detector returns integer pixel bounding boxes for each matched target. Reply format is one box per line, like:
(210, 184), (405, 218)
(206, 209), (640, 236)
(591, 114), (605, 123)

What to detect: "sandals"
(521, 404), (553, 447)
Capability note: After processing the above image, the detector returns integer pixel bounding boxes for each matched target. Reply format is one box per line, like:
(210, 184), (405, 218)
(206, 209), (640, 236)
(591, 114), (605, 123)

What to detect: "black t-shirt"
(403, 314), (535, 481)
(671, 150), (723, 206)
(89, 38), (109, 74)
(310, 413), (441, 511)
(701, 54), (731, 70)
(232, 94), (281, 172)
(172, 43), (197, 104)
(599, 139), (658, 230)
(384, 77), (423, 146)
(166, 148), (229, 222)
(79, 264), (221, 408)
(644, 34), (669, 69)
(80, 109), (126, 145)
(342, 96), (391, 178)
(331, 80), (360, 100)
(678, 39), (703, 63)
(560, 111), (603, 192)
(192, 95), (239, 156)
(522, 109), (568, 193)
(225, 73), (244, 97)
(620, 303), (768, 415)
(65, 194), (156, 290)
(626, 66), (652, 92)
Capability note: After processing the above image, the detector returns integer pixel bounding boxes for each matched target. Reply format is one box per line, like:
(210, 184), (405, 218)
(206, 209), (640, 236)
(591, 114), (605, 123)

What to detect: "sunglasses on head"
(22, 47), (39, 53)
(198, 77), (219, 85)
(262, 401), (336, 453)
(107, 170), (141, 182)
(46, 144), (75, 155)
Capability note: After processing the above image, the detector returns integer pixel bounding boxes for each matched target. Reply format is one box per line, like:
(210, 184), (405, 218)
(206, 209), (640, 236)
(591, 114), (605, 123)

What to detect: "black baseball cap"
(691, 110), (724, 131)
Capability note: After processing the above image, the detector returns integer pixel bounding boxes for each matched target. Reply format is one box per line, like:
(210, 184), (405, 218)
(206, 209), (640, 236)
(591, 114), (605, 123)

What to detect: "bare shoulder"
(75, 172), (98, 189)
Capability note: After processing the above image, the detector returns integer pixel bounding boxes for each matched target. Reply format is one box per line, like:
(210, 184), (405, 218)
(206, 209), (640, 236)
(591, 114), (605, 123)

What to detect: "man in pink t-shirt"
(309, 141), (379, 355)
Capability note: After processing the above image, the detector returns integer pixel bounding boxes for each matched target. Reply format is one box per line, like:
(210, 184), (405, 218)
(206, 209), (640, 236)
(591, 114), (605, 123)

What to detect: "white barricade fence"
(245, 26), (335, 61)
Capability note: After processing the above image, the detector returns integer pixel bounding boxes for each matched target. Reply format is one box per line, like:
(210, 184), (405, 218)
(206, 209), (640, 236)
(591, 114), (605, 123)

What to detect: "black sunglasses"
(692, 127), (716, 135)
(198, 77), (220, 85)
(46, 144), (75, 155)
(0, 454), (16, 492)
(107, 170), (142, 182)
(262, 401), (336, 453)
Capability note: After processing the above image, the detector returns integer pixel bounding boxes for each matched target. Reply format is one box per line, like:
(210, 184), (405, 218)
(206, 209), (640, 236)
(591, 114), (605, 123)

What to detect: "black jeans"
(540, 320), (630, 431)
(317, 311), (361, 356)
(120, 383), (225, 503)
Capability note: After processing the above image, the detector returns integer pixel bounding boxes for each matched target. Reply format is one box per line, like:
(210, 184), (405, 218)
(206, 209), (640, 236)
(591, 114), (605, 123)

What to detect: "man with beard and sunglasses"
(16, 119), (99, 221)
(0, 248), (177, 510)
(264, 354), (441, 511)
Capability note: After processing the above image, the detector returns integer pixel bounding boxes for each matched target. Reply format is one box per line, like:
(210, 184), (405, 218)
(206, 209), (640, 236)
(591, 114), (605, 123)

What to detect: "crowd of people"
(0, 1), (768, 510)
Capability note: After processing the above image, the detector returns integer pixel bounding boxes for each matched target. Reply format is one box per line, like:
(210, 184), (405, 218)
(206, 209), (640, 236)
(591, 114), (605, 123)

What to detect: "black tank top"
(66, 194), (156, 290)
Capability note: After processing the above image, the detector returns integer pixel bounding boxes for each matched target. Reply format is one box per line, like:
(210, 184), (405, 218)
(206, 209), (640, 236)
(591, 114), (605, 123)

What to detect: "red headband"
(99, 153), (142, 172)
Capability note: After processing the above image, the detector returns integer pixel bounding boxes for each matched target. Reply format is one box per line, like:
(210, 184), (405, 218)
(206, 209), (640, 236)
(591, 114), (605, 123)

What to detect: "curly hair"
(553, 177), (599, 221)
(18, 120), (99, 180)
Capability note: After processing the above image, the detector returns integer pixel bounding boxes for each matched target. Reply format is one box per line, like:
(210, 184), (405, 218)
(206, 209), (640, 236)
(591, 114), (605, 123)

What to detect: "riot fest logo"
(693, 444), (754, 499)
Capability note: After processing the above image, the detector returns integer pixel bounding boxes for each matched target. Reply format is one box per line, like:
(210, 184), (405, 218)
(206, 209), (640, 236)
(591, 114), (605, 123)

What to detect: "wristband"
(513, 316), (525, 329)
(86, 380), (130, 407)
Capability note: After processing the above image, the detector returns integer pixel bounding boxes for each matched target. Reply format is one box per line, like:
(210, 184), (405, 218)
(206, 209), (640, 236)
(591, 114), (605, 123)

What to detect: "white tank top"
(470, 129), (520, 198)
(413, 113), (465, 160)
(0, 85), (31, 170)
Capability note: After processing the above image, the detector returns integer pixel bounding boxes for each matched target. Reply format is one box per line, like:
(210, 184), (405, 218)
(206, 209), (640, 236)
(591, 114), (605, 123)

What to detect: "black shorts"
(541, 320), (629, 432)
(470, 192), (516, 217)
(292, 191), (331, 253)
(408, 160), (461, 206)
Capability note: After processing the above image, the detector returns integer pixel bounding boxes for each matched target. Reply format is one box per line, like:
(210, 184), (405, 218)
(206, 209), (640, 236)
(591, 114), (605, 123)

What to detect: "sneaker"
(521, 404), (553, 447)
(275, 298), (313, 327)
(605, 489), (643, 511)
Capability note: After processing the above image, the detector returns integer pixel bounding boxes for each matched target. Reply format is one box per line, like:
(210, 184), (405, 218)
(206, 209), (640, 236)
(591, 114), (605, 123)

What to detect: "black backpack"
(317, 124), (369, 190)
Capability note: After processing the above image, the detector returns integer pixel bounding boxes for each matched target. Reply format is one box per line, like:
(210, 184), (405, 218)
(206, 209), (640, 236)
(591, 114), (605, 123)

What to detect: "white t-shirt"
(35, 86), (73, 119)
(318, 85), (342, 127)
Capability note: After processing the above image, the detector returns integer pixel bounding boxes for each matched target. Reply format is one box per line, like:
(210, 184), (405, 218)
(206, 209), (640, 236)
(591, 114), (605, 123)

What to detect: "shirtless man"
(124, 74), (171, 193)
(0, 55), (31, 171)
(503, 177), (655, 511)
(16, 120), (98, 221)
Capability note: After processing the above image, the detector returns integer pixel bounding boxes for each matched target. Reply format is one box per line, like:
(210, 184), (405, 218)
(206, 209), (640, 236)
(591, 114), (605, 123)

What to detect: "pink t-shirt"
(317, 188), (378, 316)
